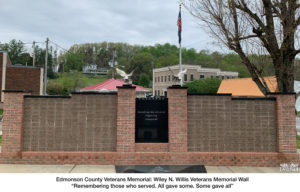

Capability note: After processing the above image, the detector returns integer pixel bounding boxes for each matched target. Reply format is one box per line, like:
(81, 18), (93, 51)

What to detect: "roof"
(217, 76), (278, 96)
(81, 78), (149, 92)
(153, 64), (238, 75)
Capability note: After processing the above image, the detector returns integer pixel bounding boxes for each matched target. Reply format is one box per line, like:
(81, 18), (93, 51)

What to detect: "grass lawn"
(0, 109), (3, 115)
(49, 73), (108, 88)
(0, 135), (2, 145)
(297, 135), (300, 149)
(47, 72), (108, 95)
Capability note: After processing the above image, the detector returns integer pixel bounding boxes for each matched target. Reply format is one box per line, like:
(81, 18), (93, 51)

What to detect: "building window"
(164, 91), (167, 97)
(200, 75), (205, 79)
(222, 76), (224, 79)
(161, 76), (163, 82)
(158, 76), (160, 82)
(158, 90), (160, 96)
(155, 77), (157, 83)
(168, 75), (170, 81)
(227, 76), (230, 79)
(190, 74), (194, 81)
(165, 76), (167, 82)
(184, 74), (187, 81)
(155, 90), (157, 96)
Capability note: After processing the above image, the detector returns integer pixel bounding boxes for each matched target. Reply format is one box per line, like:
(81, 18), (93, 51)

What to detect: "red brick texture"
(168, 87), (188, 152)
(116, 86), (136, 152)
(273, 94), (297, 153)
(0, 52), (42, 101)
(0, 89), (299, 167)
(0, 152), (298, 166)
(1, 91), (30, 156)
(6, 66), (41, 95)
(135, 143), (169, 152)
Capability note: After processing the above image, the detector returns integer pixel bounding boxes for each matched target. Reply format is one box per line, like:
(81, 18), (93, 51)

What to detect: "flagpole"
(179, 40), (182, 86)
(179, 4), (182, 86)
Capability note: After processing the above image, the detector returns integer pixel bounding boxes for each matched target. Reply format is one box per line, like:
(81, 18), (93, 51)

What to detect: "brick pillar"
(168, 86), (188, 152)
(272, 93), (297, 153)
(116, 85), (136, 152)
(1, 90), (30, 156)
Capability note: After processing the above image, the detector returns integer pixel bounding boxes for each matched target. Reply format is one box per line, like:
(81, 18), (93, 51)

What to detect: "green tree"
(138, 73), (150, 87)
(127, 52), (153, 82)
(184, 78), (222, 94)
(64, 52), (85, 72)
(183, 0), (300, 94)
(0, 39), (26, 64)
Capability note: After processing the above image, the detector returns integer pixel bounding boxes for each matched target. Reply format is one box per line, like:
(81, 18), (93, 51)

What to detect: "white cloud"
(0, 0), (223, 52)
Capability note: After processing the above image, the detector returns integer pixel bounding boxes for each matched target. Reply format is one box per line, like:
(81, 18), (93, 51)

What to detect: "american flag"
(177, 7), (182, 44)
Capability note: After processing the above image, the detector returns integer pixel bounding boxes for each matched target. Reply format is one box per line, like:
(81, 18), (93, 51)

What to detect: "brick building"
(153, 64), (238, 96)
(0, 51), (43, 102)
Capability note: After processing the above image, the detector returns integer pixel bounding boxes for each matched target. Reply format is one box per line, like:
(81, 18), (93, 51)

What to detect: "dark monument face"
(116, 165), (207, 173)
(135, 97), (168, 143)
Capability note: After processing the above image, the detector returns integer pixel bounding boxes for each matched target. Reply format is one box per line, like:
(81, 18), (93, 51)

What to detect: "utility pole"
(43, 38), (49, 95)
(152, 60), (154, 95)
(32, 41), (36, 67)
(112, 48), (116, 79)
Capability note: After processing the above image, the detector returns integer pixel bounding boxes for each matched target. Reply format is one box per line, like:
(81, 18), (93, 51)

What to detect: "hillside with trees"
(1, 39), (300, 94)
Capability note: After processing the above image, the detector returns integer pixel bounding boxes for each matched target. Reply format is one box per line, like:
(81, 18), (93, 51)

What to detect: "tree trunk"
(274, 54), (295, 93)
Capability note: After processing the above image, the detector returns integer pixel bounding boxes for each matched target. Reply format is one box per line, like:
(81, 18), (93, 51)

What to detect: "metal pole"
(112, 49), (116, 79)
(179, 43), (182, 86)
(179, 4), (182, 86)
(32, 41), (36, 67)
(43, 38), (49, 95)
(152, 60), (154, 94)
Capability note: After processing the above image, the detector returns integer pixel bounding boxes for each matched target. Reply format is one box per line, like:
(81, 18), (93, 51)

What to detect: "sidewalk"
(0, 164), (298, 173)
(0, 164), (116, 173)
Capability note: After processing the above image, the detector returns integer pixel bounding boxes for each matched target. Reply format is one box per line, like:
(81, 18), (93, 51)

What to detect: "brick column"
(271, 93), (297, 153)
(168, 86), (188, 152)
(1, 90), (30, 156)
(116, 85), (136, 152)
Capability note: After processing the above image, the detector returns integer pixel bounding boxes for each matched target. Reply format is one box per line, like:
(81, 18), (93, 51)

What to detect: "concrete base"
(206, 166), (299, 173)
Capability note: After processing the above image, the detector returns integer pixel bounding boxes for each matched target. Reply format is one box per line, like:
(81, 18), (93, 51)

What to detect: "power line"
(48, 40), (69, 52)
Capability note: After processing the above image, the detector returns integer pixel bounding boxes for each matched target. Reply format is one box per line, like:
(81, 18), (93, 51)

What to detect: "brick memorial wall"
(0, 88), (298, 166)
(187, 94), (277, 152)
(22, 93), (117, 152)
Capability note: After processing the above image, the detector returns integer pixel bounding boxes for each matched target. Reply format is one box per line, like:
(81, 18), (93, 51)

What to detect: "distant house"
(52, 63), (59, 73)
(81, 78), (149, 97)
(218, 76), (278, 97)
(82, 64), (108, 75)
(218, 76), (300, 111)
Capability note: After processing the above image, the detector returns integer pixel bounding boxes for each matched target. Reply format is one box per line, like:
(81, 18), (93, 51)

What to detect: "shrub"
(184, 78), (222, 94)
(46, 82), (69, 96)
